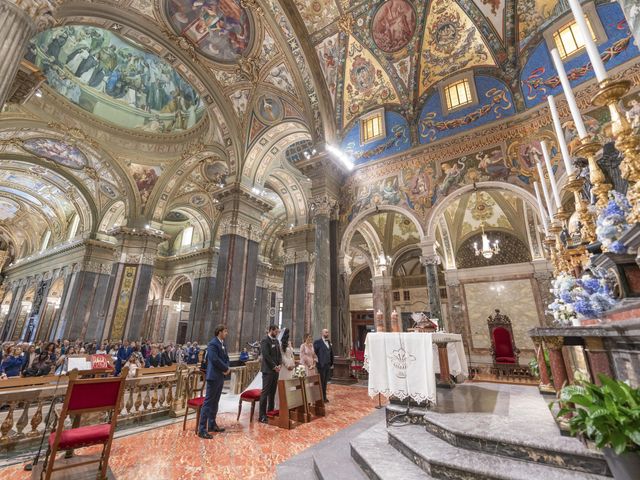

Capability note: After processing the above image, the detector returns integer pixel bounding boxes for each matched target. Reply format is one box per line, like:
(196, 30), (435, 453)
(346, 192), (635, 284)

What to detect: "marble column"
(584, 337), (614, 385)
(544, 336), (569, 392)
(0, 282), (20, 340)
(372, 275), (393, 331)
(280, 225), (314, 347)
(3, 281), (26, 341)
(210, 185), (271, 351)
(186, 252), (217, 343)
(421, 254), (443, 322)
(532, 336), (554, 393)
(0, 0), (56, 107)
(102, 228), (165, 342)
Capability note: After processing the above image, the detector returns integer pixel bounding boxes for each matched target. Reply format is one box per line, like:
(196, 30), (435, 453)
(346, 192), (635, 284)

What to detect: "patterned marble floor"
(0, 384), (383, 480)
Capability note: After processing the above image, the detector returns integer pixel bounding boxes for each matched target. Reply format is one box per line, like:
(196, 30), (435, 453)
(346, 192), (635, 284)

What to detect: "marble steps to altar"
(350, 422), (434, 480)
(388, 424), (611, 480)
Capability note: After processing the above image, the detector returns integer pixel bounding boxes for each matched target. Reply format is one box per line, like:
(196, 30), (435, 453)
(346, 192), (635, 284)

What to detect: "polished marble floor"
(0, 384), (383, 480)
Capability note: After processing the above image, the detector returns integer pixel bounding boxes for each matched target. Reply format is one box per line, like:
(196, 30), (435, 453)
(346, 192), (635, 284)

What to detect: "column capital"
(309, 194), (338, 218)
(420, 254), (441, 266)
(372, 275), (393, 287)
(213, 183), (272, 241)
(543, 336), (564, 351)
(4, 0), (59, 31)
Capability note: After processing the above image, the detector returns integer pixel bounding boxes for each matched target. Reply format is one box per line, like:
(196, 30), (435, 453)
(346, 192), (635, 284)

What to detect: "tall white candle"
(541, 140), (562, 210)
(547, 95), (575, 176)
(536, 161), (556, 218)
(551, 48), (588, 139)
(534, 181), (550, 234)
(567, 0), (608, 82)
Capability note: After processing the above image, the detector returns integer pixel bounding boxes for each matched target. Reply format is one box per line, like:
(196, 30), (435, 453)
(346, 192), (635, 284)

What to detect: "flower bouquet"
(548, 272), (617, 325)
(596, 191), (631, 254)
(293, 365), (306, 379)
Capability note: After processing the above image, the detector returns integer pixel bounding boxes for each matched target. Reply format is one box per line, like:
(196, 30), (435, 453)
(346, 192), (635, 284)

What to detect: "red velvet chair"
(237, 387), (262, 422)
(351, 350), (366, 379)
(42, 367), (128, 480)
(488, 309), (520, 365)
(183, 369), (206, 433)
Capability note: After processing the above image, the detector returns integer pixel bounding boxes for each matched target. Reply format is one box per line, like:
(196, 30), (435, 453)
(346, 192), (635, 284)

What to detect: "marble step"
(422, 412), (611, 476)
(388, 424), (611, 480)
(350, 422), (433, 480)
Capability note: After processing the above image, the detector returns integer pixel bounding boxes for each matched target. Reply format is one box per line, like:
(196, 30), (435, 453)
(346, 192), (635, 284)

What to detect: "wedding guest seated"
(145, 346), (165, 368)
(21, 344), (37, 375)
(125, 352), (144, 378)
(45, 342), (57, 364)
(0, 346), (23, 378)
(239, 348), (249, 364)
(187, 343), (199, 364)
(161, 345), (174, 366)
(23, 351), (52, 377)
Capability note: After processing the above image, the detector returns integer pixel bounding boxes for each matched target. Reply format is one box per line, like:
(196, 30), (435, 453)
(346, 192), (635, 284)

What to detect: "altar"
(363, 332), (467, 405)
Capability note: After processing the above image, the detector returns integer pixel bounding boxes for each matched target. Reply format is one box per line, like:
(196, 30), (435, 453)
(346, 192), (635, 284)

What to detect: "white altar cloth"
(364, 332), (467, 404)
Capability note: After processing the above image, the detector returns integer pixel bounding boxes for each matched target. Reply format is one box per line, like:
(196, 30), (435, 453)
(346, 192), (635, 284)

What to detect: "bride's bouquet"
(293, 365), (306, 379)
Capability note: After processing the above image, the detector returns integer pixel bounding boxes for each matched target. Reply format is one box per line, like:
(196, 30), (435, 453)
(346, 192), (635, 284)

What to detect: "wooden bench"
(303, 374), (326, 419)
(267, 378), (306, 429)
(0, 375), (60, 390)
(135, 364), (177, 377)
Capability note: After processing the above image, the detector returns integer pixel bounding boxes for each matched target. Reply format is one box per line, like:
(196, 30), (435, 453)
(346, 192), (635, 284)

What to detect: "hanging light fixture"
(473, 223), (500, 259)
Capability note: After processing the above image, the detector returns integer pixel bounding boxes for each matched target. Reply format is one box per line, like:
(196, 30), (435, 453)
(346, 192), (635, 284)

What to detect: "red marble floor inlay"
(0, 384), (383, 480)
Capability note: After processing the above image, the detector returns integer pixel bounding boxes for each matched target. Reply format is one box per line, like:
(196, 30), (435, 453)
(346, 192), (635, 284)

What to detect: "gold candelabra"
(564, 176), (596, 244)
(592, 78), (640, 223)
(572, 139), (611, 212)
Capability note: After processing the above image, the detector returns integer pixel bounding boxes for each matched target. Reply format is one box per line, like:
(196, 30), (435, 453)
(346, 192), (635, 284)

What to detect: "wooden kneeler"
(266, 378), (306, 429)
(303, 374), (326, 419)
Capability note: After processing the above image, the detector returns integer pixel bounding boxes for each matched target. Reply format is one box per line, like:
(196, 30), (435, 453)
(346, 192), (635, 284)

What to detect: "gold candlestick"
(573, 139), (611, 212)
(547, 223), (570, 274)
(564, 176), (596, 243)
(592, 79), (640, 222)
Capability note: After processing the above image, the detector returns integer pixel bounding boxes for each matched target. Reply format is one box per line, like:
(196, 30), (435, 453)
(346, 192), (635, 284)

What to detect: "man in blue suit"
(198, 324), (230, 439)
(313, 328), (334, 403)
(114, 341), (132, 376)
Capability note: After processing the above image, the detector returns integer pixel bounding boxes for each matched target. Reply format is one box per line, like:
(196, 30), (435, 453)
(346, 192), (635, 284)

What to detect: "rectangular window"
(360, 110), (385, 144)
(444, 79), (473, 111)
(393, 291), (400, 302)
(181, 226), (194, 247)
(403, 290), (411, 301)
(553, 18), (596, 59)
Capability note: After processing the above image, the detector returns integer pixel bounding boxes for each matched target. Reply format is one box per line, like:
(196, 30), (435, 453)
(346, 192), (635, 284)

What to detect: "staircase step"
(351, 423), (432, 480)
(388, 424), (611, 480)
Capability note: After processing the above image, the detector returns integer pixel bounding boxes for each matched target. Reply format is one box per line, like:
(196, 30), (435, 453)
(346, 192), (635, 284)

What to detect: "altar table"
(363, 332), (467, 405)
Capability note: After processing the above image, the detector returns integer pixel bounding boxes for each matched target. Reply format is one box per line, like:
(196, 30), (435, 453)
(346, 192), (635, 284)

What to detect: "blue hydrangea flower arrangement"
(596, 191), (631, 254)
(548, 272), (617, 325)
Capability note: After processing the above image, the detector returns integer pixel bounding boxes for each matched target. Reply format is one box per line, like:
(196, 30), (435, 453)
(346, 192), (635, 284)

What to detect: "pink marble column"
(532, 336), (554, 393)
(584, 337), (613, 385)
(544, 336), (569, 391)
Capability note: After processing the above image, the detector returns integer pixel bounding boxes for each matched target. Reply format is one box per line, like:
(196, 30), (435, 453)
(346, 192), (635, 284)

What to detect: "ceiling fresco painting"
(26, 26), (205, 133)
(316, 33), (340, 105)
(22, 138), (88, 170)
(167, 0), (253, 63)
(0, 199), (19, 221)
(517, 0), (563, 45)
(294, 0), (341, 34)
(342, 35), (400, 125)
(475, 0), (505, 39)
(419, 0), (495, 95)
(371, 0), (417, 53)
(130, 164), (162, 207)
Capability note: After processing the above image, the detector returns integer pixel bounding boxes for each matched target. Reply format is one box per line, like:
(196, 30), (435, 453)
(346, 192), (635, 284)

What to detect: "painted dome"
(25, 25), (205, 134)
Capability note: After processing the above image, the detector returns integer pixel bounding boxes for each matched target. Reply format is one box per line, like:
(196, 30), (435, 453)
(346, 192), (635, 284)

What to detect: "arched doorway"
(35, 277), (65, 342)
(172, 282), (192, 345)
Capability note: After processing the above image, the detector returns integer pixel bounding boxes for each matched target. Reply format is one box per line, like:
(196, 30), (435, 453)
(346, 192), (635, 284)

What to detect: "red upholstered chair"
(237, 387), (262, 422)
(488, 309), (520, 365)
(42, 367), (128, 480)
(183, 369), (206, 433)
(351, 350), (366, 379)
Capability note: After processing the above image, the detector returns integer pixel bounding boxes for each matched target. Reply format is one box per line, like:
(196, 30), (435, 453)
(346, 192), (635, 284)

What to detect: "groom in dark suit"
(258, 324), (281, 423)
(198, 324), (230, 439)
(314, 328), (334, 403)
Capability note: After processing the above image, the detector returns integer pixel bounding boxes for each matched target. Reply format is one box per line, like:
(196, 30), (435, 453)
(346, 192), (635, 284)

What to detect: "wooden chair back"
(303, 374), (326, 417)
(186, 369), (206, 400)
(58, 367), (128, 417)
(135, 364), (177, 377)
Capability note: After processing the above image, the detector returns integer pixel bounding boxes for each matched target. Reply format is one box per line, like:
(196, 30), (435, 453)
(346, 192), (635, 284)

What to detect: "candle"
(567, 0), (608, 82)
(541, 140), (562, 210)
(536, 161), (555, 218)
(534, 182), (550, 234)
(547, 95), (575, 175)
(550, 48), (588, 139)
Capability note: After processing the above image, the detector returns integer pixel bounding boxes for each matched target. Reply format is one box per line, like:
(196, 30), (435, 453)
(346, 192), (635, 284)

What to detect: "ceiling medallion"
(371, 0), (416, 53)
(166, 0), (254, 64)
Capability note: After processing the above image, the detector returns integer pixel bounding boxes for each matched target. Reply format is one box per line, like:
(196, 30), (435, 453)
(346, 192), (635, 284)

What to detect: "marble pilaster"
(544, 336), (569, 392)
(531, 336), (554, 392)
(444, 271), (465, 337)
(584, 337), (614, 385)
(371, 275), (393, 331)
(210, 185), (271, 351)
(0, 0), (57, 106)
(421, 253), (443, 322)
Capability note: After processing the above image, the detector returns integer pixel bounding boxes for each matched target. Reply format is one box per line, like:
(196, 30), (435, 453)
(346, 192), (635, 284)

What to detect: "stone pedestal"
(544, 336), (569, 392)
(0, 0), (56, 107)
(331, 356), (358, 385)
(584, 337), (614, 385)
(532, 336), (554, 393)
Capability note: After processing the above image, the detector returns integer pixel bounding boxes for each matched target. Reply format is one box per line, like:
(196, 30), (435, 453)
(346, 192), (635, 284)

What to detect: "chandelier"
(473, 224), (500, 259)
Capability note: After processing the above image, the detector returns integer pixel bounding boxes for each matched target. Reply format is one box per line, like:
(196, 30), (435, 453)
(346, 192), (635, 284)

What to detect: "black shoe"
(211, 426), (226, 433)
(258, 417), (268, 424)
(198, 431), (213, 439)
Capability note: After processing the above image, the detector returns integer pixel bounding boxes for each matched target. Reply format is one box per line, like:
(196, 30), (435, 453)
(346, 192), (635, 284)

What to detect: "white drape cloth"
(431, 333), (468, 378)
(364, 332), (436, 404)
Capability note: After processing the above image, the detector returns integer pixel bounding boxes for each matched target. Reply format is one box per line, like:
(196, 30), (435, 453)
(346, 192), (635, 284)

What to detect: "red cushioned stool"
(183, 369), (206, 433)
(42, 367), (128, 480)
(237, 388), (262, 422)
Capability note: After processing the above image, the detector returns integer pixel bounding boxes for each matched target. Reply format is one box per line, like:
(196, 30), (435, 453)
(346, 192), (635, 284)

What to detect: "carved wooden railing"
(0, 365), (199, 451)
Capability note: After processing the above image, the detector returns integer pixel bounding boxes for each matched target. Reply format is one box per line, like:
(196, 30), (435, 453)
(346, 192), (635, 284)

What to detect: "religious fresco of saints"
(371, 0), (417, 53)
(130, 164), (162, 206)
(167, 0), (253, 63)
(22, 138), (88, 170)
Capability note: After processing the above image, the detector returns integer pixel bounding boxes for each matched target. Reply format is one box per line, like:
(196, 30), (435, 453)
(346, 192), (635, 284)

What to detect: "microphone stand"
(24, 359), (66, 473)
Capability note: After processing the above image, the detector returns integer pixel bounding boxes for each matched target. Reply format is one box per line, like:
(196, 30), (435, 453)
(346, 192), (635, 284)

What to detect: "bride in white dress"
(278, 328), (296, 381)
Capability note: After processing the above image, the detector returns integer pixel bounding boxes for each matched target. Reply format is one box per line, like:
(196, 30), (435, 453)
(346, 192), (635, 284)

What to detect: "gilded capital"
(5, 0), (59, 31)
(543, 336), (564, 351)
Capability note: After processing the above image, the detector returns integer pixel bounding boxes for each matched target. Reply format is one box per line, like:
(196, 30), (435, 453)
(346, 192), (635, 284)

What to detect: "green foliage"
(552, 375), (640, 455)
(529, 350), (553, 382)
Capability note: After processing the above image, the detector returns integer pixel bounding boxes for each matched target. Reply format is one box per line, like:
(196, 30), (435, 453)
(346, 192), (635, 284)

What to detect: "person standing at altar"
(314, 329), (334, 403)
(198, 324), (230, 439)
(299, 333), (317, 375)
(258, 324), (281, 424)
(279, 328), (295, 381)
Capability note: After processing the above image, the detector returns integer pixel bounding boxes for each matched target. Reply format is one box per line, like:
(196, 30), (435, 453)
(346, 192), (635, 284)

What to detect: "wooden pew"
(267, 378), (306, 429)
(135, 364), (177, 377)
(303, 374), (326, 418)
(0, 375), (60, 390)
